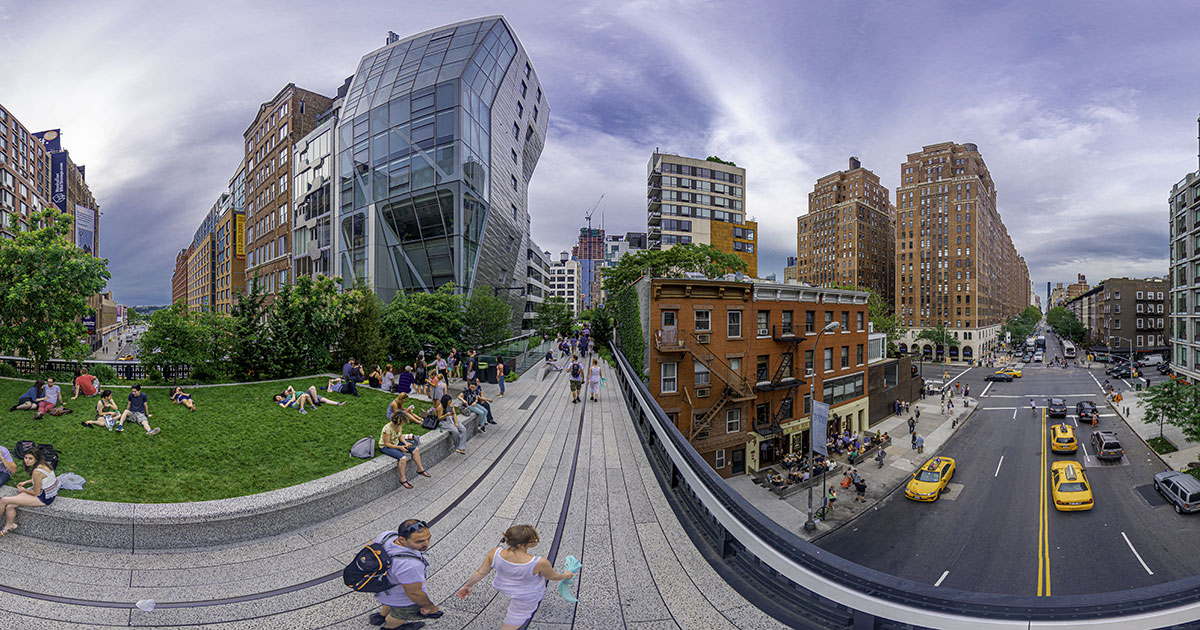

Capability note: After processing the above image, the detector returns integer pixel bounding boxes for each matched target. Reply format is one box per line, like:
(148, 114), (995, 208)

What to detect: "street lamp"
(804, 320), (841, 533)
(1108, 335), (1134, 371)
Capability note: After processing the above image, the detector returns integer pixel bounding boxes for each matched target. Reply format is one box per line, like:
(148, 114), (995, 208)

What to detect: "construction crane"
(582, 194), (604, 309)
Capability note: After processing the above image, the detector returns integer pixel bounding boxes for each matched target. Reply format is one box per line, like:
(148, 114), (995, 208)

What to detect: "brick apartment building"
(1066, 277), (1168, 360)
(640, 277), (870, 477)
(243, 84), (333, 296)
(796, 157), (894, 303)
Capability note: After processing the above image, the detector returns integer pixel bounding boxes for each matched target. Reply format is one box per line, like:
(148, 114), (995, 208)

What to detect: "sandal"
(400, 481), (414, 489)
(416, 469), (432, 478)
(455, 449), (467, 455)
(0, 524), (17, 536)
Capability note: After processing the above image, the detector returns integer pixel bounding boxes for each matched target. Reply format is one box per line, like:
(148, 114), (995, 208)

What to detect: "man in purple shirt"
(370, 519), (442, 628)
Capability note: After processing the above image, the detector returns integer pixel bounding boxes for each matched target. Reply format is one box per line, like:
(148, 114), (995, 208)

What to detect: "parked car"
(1090, 431), (1123, 460)
(1154, 471), (1200, 514)
(1022, 353), (1034, 362)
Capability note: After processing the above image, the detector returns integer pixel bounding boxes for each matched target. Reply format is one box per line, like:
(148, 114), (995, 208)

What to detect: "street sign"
(812, 401), (829, 456)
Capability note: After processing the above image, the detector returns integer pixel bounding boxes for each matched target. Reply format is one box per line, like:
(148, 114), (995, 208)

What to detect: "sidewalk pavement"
(1109, 388), (1200, 471)
(727, 390), (979, 541)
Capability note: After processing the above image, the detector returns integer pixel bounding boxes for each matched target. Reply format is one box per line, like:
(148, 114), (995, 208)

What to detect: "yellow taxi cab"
(904, 456), (957, 502)
(118, 354), (134, 361)
(997, 368), (1022, 378)
(1049, 423), (1078, 453)
(1050, 461), (1094, 511)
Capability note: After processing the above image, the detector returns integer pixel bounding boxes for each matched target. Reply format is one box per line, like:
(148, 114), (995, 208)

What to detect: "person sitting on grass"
(70, 367), (100, 400)
(33, 378), (62, 420)
(170, 387), (196, 412)
(119, 384), (161, 435)
(9, 380), (43, 412)
(0, 448), (59, 536)
(380, 394), (431, 490)
(381, 365), (396, 392)
(81, 390), (121, 430)
(368, 364), (383, 389)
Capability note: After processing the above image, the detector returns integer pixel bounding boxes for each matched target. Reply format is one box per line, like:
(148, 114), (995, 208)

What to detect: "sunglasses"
(399, 520), (430, 537)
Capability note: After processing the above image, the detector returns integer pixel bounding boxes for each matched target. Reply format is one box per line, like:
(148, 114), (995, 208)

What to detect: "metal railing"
(0, 355), (190, 381)
(608, 340), (1200, 629)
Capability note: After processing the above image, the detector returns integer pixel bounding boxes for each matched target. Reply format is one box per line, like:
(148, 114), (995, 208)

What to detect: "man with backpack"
(354, 519), (442, 628)
(567, 355), (584, 403)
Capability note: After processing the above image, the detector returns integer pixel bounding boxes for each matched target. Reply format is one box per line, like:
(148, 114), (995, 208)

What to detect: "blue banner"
(32, 129), (61, 152)
(51, 152), (68, 212)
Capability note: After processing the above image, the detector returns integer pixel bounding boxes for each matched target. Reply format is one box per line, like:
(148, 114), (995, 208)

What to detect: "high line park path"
(0, 358), (787, 630)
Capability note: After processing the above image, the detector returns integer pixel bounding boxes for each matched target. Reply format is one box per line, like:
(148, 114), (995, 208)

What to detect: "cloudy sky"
(1, 0), (1197, 305)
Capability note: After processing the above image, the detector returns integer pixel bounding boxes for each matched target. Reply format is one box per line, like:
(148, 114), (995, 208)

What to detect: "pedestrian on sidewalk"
(368, 519), (442, 628)
(456, 525), (576, 630)
(567, 355), (584, 403)
(915, 407), (921, 422)
(916, 434), (925, 454)
(496, 362), (506, 397)
(904, 401), (910, 414)
(826, 486), (838, 512)
(948, 399), (954, 411)
(854, 477), (867, 502)
(940, 401), (946, 415)
(908, 417), (916, 434)
(911, 432), (917, 450)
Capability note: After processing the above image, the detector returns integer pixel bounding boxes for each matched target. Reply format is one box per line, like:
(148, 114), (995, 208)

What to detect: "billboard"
(117, 305), (125, 323)
(50, 152), (68, 211)
(74, 204), (96, 256)
(235, 213), (245, 258)
(82, 314), (96, 334)
(32, 129), (62, 152)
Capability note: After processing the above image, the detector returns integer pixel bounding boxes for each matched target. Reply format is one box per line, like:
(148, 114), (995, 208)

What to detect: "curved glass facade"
(335, 17), (543, 309)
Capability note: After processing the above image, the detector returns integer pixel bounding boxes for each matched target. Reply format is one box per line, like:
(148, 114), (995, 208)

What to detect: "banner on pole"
(812, 401), (829, 456)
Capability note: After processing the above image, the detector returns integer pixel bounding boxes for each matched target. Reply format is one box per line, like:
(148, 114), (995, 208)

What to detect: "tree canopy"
(915, 325), (960, 348)
(602, 243), (747, 292)
(1140, 379), (1200, 441)
(534, 296), (575, 338)
(1046, 306), (1087, 344)
(0, 209), (111, 372)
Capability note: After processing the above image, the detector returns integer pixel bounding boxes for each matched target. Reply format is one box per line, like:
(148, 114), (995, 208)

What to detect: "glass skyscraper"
(334, 16), (548, 321)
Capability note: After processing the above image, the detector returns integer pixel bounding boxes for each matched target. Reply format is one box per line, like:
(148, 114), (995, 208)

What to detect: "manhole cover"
(1135, 483), (1167, 507)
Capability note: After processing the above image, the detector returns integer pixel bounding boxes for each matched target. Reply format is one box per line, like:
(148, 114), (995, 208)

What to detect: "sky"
(2, 0), (1198, 305)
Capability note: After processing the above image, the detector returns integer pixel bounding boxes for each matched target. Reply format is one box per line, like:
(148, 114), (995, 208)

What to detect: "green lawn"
(0, 378), (431, 503)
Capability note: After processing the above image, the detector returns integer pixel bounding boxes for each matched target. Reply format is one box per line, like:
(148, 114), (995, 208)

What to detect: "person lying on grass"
(274, 385), (347, 413)
(9, 380), (43, 412)
(170, 387), (196, 412)
(81, 390), (121, 430)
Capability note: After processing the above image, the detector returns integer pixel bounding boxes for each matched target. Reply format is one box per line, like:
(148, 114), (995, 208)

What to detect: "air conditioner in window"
(806, 368), (815, 378)
(697, 333), (711, 343)
(696, 387), (710, 398)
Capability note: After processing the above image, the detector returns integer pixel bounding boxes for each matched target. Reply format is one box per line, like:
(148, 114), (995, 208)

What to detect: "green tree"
(461, 288), (514, 350)
(705, 156), (737, 166)
(534, 296), (575, 338)
(915, 325), (960, 352)
(0, 209), (111, 373)
(1140, 379), (1200, 441)
(602, 243), (747, 293)
(338, 281), (387, 368)
(382, 285), (464, 360)
(229, 278), (272, 380)
(265, 275), (349, 377)
(831, 284), (906, 355)
(194, 310), (236, 382)
(136, 302), (208, 381)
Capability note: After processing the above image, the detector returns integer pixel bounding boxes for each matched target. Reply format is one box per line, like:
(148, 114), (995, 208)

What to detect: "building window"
(513, 122), (520, 139)
(806, 310), (815, 333)
(805, 349), (814, 373)
(726, 408), (741, 433)
(517, 102), (524, 118)
(824, 348), (833, 371)
(857, 311), (864, 331)
(694, 361), (710, 386)
(520, 80), (527, 98)
(727, 310), (742, 338)
(841, 346), (849, 368)
(661, 363), (677, 393)
(841, 311), (849, 331)
(533, 106), (539, 122)
(662, 311), (677, 327)
(825, 311), (834, 326)
(691, 309), (711, 332)
(1137, 335), (1144, 347)
(756, 311), (769, 336)
(714, 449), (726, 469)
(524, 62), (531, 78)
(857, 344), (864, 365)
(511, 175), (518, 191)
(511, 148), (518, 164)
(756, 355), (769, 381)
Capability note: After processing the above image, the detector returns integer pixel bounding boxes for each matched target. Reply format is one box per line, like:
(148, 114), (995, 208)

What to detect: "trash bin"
(480, 357), (496, 385)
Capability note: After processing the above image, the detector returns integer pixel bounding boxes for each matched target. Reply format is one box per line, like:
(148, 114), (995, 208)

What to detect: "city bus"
(1036, 335), (1046, 350)
(1063, 341), (1076, 360)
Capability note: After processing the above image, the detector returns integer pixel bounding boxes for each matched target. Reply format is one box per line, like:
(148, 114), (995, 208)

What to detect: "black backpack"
(421, 407), (440, 430)
(14, 441), (58, 470)
(343, 532), (428, 592)
(570, 363), (582, 379)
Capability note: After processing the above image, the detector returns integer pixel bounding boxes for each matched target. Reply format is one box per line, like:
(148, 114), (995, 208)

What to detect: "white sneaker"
(146, 427), (160, 436)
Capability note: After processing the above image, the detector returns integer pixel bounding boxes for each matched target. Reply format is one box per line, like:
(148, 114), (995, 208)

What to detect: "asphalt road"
(819, 329), (1200, 596)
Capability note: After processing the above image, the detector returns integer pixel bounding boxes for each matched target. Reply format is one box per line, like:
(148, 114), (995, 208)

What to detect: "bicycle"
(815, 505), (833, 520)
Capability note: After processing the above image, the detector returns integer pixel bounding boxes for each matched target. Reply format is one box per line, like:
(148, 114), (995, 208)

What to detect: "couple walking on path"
(566, 355), (603, 403)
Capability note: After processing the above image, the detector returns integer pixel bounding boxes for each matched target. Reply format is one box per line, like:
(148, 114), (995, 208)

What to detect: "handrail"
(608, 340), (1200, 629)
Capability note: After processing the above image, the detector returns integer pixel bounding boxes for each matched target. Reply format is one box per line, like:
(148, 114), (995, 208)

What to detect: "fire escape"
(753, 323), (805, 446)
(654, 327), (755, 441)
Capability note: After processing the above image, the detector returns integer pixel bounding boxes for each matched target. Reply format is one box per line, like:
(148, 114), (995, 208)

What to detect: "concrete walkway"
(729, 381), (978, 542)
(1110, 386), (1200, 472)
(0, 356), (786, 629)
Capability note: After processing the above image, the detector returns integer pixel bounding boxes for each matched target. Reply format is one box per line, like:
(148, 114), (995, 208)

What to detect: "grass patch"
(0, 378), (431, 503)
(1148, 436), (1178, 454)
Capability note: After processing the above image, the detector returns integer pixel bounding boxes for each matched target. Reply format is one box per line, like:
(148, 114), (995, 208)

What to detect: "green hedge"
(612, 285), (644, 377)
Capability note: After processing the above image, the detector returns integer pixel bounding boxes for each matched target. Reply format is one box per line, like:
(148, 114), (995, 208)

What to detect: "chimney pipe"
(849, 156), (861, 171)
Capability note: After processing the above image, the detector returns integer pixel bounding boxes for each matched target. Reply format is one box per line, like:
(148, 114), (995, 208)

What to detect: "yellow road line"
(1038, 406), (1051, 596)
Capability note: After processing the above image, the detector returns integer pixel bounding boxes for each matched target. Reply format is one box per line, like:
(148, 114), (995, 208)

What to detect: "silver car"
(1154, 471), (1200, 514)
